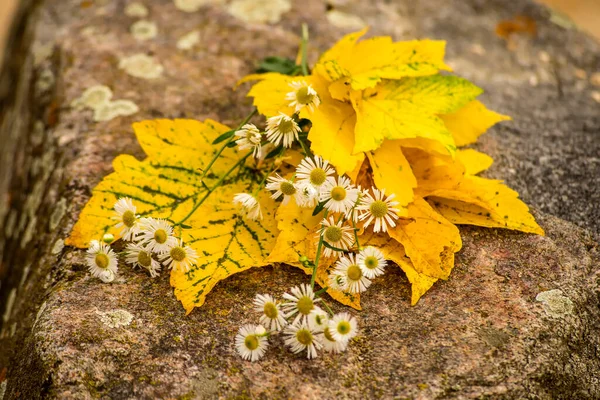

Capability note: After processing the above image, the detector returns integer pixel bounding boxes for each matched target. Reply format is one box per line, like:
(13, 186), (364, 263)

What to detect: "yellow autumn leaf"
(351, 75), (482, 154)
(404, 147), (466, 194)
(456, 148), (494, 175)
(308, 96), (364, 176)
(426, 176), (545, 235)
(386, 197), (462, 281)
(441, 100), (511, 147)
(360, 231), (439, 306)
(366, 140), (417, 207)
(267, 200), (361, 309)
(315, 28), (451, 91)
(67, 119), (281, 314)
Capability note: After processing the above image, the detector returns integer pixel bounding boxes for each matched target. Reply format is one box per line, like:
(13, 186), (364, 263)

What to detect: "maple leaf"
(67, 119), (280, 313)
(351, 75), (483, 154)
(314, 28), (451, 93)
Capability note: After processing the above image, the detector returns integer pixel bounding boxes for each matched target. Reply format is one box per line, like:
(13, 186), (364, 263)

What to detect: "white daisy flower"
(138, 217), (177, 253)
(357, 246), (387, 279)
(318, 216), (354, 258)
(330, 253), (371, 294)
(265, 174), (301, 205)
(296, 182), (320, 208)
(160, 239), (198, 272)
(328, 312), (358, 343)
(285, 81), (321, 112)
(307, 307), (329, 332)
(86, 240), (118, 281)
(295, 156), (335, 188)
(320, 176), (359, 214)
(281, 284), (321, 325)
(253, 294), (287, 332)
(357, 187), (401, 233)
(234, 123), (263, 158)
(235, 324), (268, 362)
(321, 326), (347, 354)
(284, 321), (323, 359)
(124, 242), (161, 278)
(265, 113), (300, 148)
(113, 197), (141, 241)
(233, 193), (263, 221)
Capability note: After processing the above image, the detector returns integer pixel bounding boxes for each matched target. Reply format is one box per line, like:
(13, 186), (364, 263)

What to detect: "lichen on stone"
(71, 85), (139, 122)
(96, 309), (134, 328)
(227, 0), (291, 24)
(119, 53), (164, 79)
(173, 0), (222, 13)
(52, 239), (64, 255)
(326, 10), (366, 30)
(176, 30), (200, 50)
(535, 289), (575, 318)
(94, 100), (140, 122)
(130, 20), (158, 41)
(71, 85), (113, 110)
(125, 2), (149, 17)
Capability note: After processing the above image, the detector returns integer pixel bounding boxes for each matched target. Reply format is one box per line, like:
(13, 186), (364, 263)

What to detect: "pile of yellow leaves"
(67, 28), (543, 314)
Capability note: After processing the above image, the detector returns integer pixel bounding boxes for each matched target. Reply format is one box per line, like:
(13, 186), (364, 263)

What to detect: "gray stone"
(0, 0), (599, 399)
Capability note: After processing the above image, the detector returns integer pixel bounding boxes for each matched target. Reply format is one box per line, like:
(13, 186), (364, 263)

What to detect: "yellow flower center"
(244, 334), (259, 350)
(369, 200), (388, 218)
(122, 210), (136, 227)
(324, 226), (343, 243)
(137, 251), (152, 267)
(296, 86), (314, 105)
(263, 302), (278, 319)
(364, 256), (379, 270)
(314, 314), (325, 326)
(170, 246), (186, 262)
(278, 118), (295, 134)
(331, 186), (346, 201)
(297, 295), (314, 315)
(347, 265), (362, 281)
(280, 181), (297, 196)
(323, 327), (335, 342)
(309, 168), (327, 186)
(95, 254), (110, 269)
(154, 229), (168, 244)
(296, 328), (313, 346)
(337, 321), (351, 335)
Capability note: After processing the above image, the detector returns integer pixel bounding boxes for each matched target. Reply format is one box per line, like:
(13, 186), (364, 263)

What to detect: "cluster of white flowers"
(232, 81), (321, 219)
(235, 284), (358, 361)
(85, 197), (198, 282)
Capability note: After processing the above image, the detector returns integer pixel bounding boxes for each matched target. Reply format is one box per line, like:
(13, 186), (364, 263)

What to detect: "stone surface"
(0, 0), (599, 399)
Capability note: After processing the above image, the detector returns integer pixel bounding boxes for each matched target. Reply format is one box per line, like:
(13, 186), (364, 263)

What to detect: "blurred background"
(0, 0), (599, 62)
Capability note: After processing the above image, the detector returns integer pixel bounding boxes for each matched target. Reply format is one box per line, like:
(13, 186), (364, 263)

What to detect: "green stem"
(177, 152), (252, 225)
(300, 23), (309, 76)
(310, 209), (328, 289)
(318, 297), (335, 317)
(298, 137), (313, 158)
(314, 287), (329, 296)
(201, 109), (257, 179)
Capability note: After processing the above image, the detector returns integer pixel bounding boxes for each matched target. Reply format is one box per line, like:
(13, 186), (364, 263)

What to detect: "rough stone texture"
(0, 0), (599, 399)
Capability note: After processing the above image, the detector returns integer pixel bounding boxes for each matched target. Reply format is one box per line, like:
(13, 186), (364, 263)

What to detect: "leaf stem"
(310, 209), (328, 289)
(300, 23), (309, 76)
(177, 152), (252, 225)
